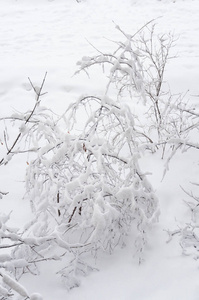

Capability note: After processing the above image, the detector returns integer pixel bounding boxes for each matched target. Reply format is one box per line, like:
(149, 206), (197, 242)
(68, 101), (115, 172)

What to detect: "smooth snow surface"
(1, 0), (199, 299)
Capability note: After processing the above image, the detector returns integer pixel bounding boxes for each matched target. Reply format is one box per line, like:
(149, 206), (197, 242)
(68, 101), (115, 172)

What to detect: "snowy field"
(1, 0), (199, 299)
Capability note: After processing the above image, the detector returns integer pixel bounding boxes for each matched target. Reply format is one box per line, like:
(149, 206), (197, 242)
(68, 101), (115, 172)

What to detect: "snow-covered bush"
(0, 65), (159, 292)
(76, 22), (194, 160)
(25, 93), (159, 256)
(21, 94), (159, 289)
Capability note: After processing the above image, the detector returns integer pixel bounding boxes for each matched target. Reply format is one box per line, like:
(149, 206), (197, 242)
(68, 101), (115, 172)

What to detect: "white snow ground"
(1, 0), (199, 299)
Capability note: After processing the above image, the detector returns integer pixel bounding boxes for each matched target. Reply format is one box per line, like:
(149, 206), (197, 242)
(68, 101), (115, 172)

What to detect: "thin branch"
(0, 243), (23, 249)
(0, 72), (47, 166)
